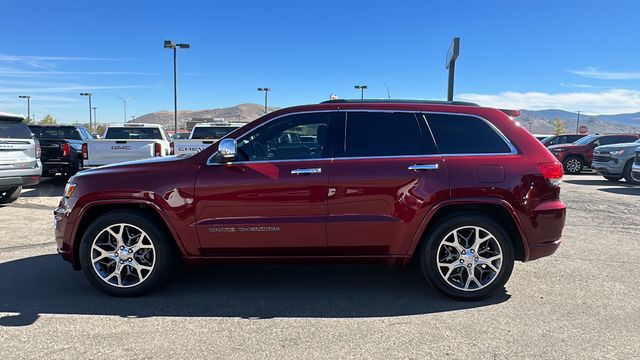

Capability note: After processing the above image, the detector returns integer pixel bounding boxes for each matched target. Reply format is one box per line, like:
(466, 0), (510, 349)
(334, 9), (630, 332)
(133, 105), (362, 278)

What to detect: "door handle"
(291, 168), (322, 175)
(408, 164), (439, 171)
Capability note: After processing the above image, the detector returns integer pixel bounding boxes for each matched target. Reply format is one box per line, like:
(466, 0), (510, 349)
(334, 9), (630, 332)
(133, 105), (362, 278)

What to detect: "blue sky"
(2, 0), (640, 123)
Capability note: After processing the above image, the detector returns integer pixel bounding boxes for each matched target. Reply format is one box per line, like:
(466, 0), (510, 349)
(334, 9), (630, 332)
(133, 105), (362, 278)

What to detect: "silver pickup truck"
(0, 114), (42, 203)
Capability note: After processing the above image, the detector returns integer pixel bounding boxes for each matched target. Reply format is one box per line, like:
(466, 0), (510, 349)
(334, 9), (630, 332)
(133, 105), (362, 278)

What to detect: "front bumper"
(592, 160), (625, 176)
(54, 196), (80, 269)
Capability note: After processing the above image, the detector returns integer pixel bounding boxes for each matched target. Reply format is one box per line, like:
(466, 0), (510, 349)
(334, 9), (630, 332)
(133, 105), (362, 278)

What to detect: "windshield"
(105, 127), (162, 140)
(0, 120), (32, 139)
(191, 126), (239, 139)
(573, 134), (597, 145)
(30, 126), (81, 140)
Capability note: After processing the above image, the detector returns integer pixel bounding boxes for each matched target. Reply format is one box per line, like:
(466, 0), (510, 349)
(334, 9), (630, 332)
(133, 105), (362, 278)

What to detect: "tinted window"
(30, 126), (81, 140)
(343, 112), (434, 157)
(192, 126), (240, 139)
(237, 112), (332, 161)
(0, 121), (32, 139)
(426, 114), (512, 154)
(599, 136), (638, 146)
(105, 127), (162, 140)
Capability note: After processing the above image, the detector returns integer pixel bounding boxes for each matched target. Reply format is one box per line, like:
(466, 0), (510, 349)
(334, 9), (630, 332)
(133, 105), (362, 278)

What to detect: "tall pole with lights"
(354, 85), (367, 99)
(164, 40), (190, 133)
(18, 95), (31, 122)
(257, 88), (271, 114)
(80, 93), (93, 133)
(575, 111), (581, 133)
(115, 94), (131, 123)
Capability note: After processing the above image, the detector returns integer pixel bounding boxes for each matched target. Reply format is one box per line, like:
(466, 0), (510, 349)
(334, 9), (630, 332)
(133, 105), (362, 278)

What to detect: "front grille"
(593, 155), (611, 162)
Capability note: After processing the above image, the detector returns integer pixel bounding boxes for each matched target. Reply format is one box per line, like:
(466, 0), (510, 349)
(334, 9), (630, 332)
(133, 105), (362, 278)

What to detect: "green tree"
(552, 116), (566, 135)
(22, 116), (34, 125)
(96, 124), (106, 136)
(38, 114), (57, 125)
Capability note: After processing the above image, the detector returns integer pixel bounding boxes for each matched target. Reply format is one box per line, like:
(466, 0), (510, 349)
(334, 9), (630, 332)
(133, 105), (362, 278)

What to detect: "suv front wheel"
(79, 210), (174, 297)
(419, 213), (514, 300)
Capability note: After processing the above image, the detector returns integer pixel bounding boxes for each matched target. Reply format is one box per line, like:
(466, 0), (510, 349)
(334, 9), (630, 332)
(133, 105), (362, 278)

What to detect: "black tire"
(0, 186), (22, 204)
(419, 213), (515, 301)
(623, 160), (640, 185)
(563, 156), (583, 175)
(603, 175), (622, 182)
(79, 209), (175, 297)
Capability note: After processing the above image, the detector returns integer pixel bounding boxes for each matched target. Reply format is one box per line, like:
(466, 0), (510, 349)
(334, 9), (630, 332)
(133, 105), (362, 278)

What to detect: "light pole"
(164, 40), (190, 133)
(115, 94), (131, 123)
(18, 95), (31, 122)
(575, 111), (581, 133)
(80, 93), (93, 133)
(130, 115), (135, 122)
(92, 107), (97, 127)
(354, 85), (367, 99)
(257, 88), (271, 114)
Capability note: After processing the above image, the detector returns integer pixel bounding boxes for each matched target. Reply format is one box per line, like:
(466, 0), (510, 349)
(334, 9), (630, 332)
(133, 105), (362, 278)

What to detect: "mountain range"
(131, 103), (640, 135)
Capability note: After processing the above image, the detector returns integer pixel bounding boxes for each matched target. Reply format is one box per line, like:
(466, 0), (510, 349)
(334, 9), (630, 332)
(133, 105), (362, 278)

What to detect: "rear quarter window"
(0, 121), (32, 139)
(425, 114), (513, 154)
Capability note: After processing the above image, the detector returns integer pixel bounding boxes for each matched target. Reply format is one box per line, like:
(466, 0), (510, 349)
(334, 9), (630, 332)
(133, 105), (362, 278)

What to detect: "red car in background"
(548, 133), (640, 174)
(54, 99), (566, 300)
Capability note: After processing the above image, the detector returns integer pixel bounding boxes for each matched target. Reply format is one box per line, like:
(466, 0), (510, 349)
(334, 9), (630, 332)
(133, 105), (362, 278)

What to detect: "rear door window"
(425, 113), (513, 154)
(0, 121), (32, 139)
(341, 112), (436, 157)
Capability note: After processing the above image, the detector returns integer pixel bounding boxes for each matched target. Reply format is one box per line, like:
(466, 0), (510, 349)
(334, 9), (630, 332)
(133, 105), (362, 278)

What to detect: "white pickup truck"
(82, 123), (172, 167)
(171, 122), (244, 156)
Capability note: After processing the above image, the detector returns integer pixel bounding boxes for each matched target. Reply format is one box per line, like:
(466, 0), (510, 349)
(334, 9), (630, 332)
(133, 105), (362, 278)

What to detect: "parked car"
(55, 99), (566, 300)
(540, 134), (586, 147)
(0, 113), (41, 203)
(632, 147), (640, 182)
(533, 134), (553, 142)
(82, 123), (172, 167)
(29, 125), (91, 177)
(548, 134), (640, 175)
(171, 122), (243, 156)
(592, 139), (640, 184)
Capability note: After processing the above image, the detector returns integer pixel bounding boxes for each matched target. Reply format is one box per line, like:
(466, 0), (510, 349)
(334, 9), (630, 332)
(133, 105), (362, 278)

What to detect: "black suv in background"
(29, 125), (91, 177)
(541, 134), (586, 147)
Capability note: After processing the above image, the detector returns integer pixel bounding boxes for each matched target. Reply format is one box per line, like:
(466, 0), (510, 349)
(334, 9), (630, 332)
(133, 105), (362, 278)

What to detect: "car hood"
(594, 143), (640, 152)
(73, 155), (190, 178)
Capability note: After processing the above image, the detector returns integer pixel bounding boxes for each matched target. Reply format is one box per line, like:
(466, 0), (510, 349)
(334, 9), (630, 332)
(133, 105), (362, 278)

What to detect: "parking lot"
(0, 174), (638, 359)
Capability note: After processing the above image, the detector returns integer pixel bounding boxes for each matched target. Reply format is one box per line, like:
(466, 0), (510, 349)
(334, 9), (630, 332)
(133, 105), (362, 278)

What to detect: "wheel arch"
(71, 200), (186, 269)
(409, 200), (528, 262)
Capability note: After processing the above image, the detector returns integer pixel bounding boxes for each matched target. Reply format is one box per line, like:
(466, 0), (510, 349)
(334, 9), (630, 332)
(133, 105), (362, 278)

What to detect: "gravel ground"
(0, 175), (639, 359)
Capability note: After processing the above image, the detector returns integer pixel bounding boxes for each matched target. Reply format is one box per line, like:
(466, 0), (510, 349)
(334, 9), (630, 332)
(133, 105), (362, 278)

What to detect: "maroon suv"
(548, 133), (640, 174)
(54, 100), (566, 300)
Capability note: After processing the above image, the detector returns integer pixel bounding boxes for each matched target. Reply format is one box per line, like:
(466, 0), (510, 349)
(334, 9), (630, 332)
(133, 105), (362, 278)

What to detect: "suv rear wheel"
(0, 186), (22, 204)
(79, 210), (174, 297)
(419, 213), (514, 300)
(563, 156), (583, 175)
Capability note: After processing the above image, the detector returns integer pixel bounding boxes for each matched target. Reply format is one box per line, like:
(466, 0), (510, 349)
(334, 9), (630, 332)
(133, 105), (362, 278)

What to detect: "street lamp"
(575, 111), (581, 133)
(80, 93), (93, 133)
(92, 107), (97, 127)
(115, 94), (131, 123)
(164, 40), (190, 133)
(257, 88), (271, 114)
(354, 85), (368, 99)
(18, 95), (31, 122)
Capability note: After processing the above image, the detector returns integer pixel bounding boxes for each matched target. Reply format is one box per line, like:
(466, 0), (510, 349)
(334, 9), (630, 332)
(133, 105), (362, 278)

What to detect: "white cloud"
(571, 67), (640, 80)
(457, 89), (640, 115)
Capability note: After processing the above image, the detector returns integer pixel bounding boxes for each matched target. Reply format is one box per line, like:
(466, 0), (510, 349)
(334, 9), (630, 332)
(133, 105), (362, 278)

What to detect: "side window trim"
(421, 111), (518, 156)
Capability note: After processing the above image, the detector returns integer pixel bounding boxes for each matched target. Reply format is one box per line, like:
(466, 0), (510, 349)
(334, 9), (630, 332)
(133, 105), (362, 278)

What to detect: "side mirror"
(218, 138), (237, 161)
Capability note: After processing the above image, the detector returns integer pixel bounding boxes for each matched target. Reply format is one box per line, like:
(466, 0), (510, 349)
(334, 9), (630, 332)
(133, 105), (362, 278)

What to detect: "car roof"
(0, 113), (25, 122)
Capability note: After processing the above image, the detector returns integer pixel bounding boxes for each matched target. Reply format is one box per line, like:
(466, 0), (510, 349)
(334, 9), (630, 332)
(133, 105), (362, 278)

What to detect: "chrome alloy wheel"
(565, 158), (581, 173)
(436, 226), (503, 291)
(90, 223), (156, 288)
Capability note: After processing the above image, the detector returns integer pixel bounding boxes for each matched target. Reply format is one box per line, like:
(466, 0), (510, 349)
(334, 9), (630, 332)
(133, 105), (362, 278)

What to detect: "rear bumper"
(0, 174), (41, 190)
(522, 200), (566, 261)
(42, 160), (75, 175)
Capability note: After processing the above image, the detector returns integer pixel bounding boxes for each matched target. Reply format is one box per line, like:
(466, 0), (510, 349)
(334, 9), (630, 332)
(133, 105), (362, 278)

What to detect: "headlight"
(63, 182), (77, 198)
(610, 149), (625, 156)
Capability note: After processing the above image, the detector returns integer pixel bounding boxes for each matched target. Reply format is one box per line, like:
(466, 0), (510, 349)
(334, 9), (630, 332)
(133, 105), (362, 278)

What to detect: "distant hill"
(132, 103), (276, 129)
(519, 110), (640, 135)
(129, 103), (640, 135)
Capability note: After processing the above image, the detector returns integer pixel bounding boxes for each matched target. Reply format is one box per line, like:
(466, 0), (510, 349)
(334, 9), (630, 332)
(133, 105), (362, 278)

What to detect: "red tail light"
(154, 143), (162, 157)
(170, 142), (175, 155)
(537, 162), (563, 186)
(81, 143), (88, 160)
(62, 143), (71, 157)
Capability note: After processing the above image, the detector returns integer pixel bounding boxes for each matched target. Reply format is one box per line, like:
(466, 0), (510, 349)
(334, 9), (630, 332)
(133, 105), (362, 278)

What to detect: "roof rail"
(320, 99), (479, 106)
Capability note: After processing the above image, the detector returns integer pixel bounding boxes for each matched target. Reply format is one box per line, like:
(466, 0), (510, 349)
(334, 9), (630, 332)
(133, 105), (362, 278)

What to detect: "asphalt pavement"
(0, 175), (639, 359)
